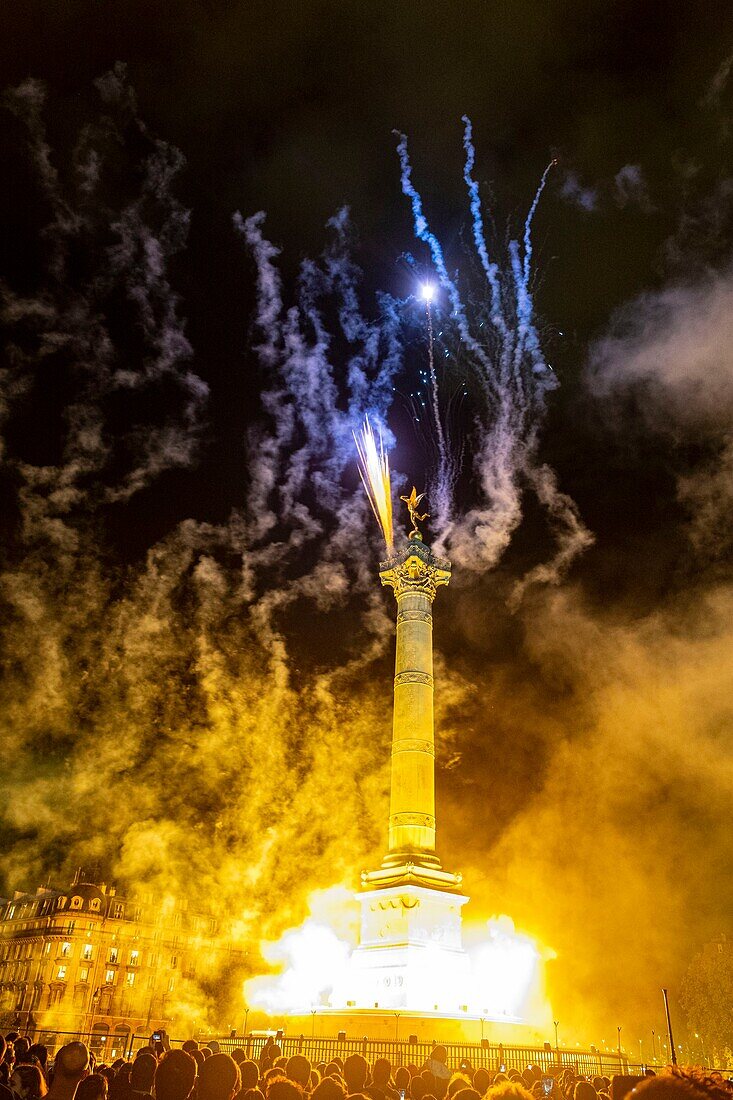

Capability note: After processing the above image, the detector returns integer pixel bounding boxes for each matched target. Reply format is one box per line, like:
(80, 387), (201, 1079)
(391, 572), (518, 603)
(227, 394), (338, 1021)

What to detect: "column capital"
(379, 537), (451, 601)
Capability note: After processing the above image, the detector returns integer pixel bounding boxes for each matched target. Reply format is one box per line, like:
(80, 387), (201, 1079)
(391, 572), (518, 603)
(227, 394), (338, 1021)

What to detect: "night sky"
(1, 1), (732, 1045)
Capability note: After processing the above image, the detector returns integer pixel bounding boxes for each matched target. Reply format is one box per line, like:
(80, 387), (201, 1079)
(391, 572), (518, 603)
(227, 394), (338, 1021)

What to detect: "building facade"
(0, 875), (244, 1057)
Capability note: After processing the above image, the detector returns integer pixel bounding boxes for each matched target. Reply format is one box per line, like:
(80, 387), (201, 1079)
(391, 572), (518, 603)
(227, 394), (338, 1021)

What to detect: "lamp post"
(395, 1013), (401, 1042)
(661, 989), (677, 1067)
(617, 1026), (622, 1063)
(311, 1008), (317, 1038)
(638, 1040), (643, 1068)
(242, 1007), (249, 1037)
(651, 1030), (657, 1063)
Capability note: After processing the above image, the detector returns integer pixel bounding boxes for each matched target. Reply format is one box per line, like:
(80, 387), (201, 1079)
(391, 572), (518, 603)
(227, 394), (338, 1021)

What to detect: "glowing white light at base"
(245, 892), (553, 1027)
(420, 283), (436, 303)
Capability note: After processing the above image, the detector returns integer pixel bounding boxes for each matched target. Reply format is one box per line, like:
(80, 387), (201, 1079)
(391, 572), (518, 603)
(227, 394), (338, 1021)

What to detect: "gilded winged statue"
(400, 486), (429, 538)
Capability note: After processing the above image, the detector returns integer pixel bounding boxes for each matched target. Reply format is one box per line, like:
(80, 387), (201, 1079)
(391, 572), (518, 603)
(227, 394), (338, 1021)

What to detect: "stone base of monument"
(331, 882), (471, 1012)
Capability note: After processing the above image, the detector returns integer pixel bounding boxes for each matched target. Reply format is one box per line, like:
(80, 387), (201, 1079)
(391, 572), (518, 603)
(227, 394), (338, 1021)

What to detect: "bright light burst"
(245, 893), (553, 1026)
(354, 416), (394, 555)
(420, 282), (436, 303)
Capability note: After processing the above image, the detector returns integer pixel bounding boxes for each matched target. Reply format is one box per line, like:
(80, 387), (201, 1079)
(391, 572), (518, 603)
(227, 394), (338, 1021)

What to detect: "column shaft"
(388, 589), (437, 859)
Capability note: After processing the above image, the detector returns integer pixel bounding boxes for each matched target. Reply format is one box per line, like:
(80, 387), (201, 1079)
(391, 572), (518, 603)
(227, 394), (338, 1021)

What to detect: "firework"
(354, 416), (394, 554)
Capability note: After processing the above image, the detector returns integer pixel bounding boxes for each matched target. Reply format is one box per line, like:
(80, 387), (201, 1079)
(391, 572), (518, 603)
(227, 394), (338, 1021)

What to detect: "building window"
(126, 972), (135, 987)
(108, 947), (118, 964)
(61, 942), (72, 958)
(57, 965), (67, 980)
(79, 968), (89, 983)
(43, 943), (51, 956)
(167, 977), (175, 992)
(7, 905), (15, 920)
(113, 903), (124, 919)
(105, 969), (115, 985)
(129, 950), (139, 966)
(56, 897), (67, 909)
(71, 896), (83, 910)
(66, 921), (76, 933)
(83, 944), (93, 961)
(90, 899), (101, 912)
(170, 956), (177, 970)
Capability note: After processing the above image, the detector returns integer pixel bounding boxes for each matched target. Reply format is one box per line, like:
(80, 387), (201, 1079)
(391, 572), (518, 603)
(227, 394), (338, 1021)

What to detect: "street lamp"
(242, 1006), (249, 1037)
(311, 1008), (317, 1038)
(394, 1013), (401, 1042)
(617, 1027), (622, 1065)
(638, 1040), (643, 1067)
(554, 1021), (560, 1049)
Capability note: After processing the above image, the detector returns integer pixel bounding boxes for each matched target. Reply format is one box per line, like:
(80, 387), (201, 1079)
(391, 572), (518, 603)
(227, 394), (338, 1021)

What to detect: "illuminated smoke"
(395, 119), (593, 591)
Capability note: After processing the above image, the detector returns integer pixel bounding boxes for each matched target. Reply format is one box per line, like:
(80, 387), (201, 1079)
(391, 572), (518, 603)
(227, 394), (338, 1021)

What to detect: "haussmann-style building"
(0, 873), (246, 1058)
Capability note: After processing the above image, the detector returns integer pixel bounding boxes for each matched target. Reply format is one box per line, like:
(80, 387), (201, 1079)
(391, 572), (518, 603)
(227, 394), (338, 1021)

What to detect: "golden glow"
(354, 416), (394, 554)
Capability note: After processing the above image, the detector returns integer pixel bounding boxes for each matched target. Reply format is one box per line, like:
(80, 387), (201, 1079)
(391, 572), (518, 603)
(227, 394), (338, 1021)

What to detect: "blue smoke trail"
(461, 115), (507, 342)
(394, 131), (497, 395)
(395, 121), (591, 590)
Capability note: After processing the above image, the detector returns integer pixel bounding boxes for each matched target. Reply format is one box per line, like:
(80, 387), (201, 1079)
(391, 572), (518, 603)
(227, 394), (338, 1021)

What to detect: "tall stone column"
(378, 536), (451, 869)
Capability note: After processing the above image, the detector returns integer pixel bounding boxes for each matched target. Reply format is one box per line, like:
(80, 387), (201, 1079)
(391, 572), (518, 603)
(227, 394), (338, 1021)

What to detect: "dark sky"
(1, 0), (732, 1048)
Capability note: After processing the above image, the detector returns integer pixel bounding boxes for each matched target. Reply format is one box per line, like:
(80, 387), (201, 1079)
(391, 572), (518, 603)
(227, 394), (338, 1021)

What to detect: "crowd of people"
(0, 1032), (730, 1100)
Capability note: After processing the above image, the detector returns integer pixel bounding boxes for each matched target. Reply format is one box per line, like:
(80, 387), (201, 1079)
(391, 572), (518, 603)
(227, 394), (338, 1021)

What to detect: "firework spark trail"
(354, 416), (394, 554)
(424, 295), (455, 532)
(397, 120), (592, 586)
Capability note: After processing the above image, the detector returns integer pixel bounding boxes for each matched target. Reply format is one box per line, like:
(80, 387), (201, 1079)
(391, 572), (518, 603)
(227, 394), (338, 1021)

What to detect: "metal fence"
(129, 1032), (630, 1076)
(16, 1027), (733, 1077)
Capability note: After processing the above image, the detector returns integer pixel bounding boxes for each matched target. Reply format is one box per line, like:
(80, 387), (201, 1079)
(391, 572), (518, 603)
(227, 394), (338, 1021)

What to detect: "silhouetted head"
(634, 1070), (733, 1100)
(54, 1044), (91, 1084)
(76, 1075), (107, 1100)
(154, 1051), (197, 1100)
(199, 1055), (241, 1100)
(448, 1077), (472, 1099)
(373, 1062), (392, 1089)
(343, 1056), (367, 1094)
(286, 1057), (311, 1089)
(240, 1062), (259, 1090)
(412, 1079), (427, 1100)
(473, 1071), (490, 1095)
(267, 1081), (304, 1100)
(11, 1064), (47, 1099)
(311, 1079), (347, 1100)
(131, 1054), (157, 1093)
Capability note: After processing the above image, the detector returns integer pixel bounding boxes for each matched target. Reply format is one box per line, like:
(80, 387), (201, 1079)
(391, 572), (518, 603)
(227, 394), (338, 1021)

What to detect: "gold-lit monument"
(247, 430), (551, 1037)
(344, 491), (471, 1011)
